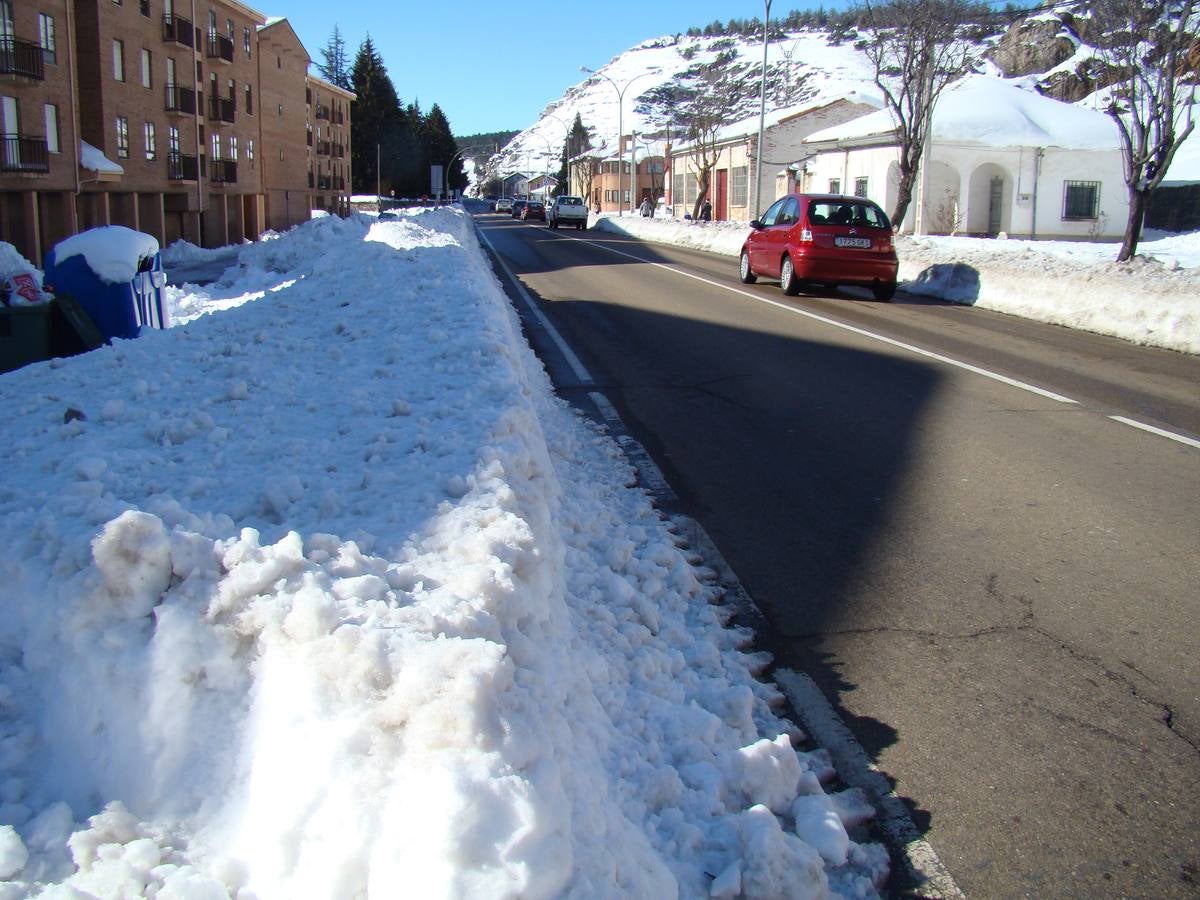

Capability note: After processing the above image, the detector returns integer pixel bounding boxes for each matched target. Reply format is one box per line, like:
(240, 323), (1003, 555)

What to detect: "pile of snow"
(591, 215), (1200, 355)
(0, 209), (888, 898)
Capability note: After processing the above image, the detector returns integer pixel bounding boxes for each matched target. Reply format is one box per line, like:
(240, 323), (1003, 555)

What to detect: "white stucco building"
(667, 92), (881, 222)
(799, 76), (1129, 239)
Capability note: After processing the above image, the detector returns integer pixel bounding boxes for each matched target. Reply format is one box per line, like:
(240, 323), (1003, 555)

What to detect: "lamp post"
(580, 65), (660, 215)
(754, 0), (773, 219)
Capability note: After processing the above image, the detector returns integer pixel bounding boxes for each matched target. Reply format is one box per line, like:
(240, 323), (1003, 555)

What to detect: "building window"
(229, 135), (237, 160)
(169, 124), (180, 154)
(139, 0), (149, 16)
(673, 172), (683, 204)
(854, 176), (868, 198)
(244, 84), (252, 115)
(225, 17), (233, 39)
(144, 121), (156, 160)
(207, 9), (216, 32)
(277, 55), (281, 69)
(141, 48), (152, 88)
(44, 104), (60, 153)
(247, 139), (254, 162)
(278, 103), (283, 117)
(113, 39), (125, 81)
(38, 14), (56, 65)
(1063, 181), (1100, 220)
(116, 116), (129, 158)
(829, 178), (841, 194)
(211, 131), (220, 159)
(685, 175), (698, 205)
(731, 166), (748, 207)
(243, 25), (251, 56)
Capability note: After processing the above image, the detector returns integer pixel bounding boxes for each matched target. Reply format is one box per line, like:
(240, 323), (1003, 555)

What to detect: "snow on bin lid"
(52, 226), (160, 284)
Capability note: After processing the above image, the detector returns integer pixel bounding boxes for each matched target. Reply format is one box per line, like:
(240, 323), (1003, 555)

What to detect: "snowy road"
(479, 212), (1200, 898)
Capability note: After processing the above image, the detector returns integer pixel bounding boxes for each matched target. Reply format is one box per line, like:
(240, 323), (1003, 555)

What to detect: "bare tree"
(1093, 0), (1198, 261)
(638, 61), (746, 219)
(857, 0), (974, 229)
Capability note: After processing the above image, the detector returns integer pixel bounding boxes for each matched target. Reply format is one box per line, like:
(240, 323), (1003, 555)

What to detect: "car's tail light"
(799, 228), (813, 243)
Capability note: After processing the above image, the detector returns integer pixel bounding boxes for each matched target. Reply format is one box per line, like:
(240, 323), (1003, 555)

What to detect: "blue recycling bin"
(43, 226), (168, 342)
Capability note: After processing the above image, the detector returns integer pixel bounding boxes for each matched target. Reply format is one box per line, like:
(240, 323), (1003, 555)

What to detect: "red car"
(521, 201), (546, 222)
(739, 193), (898, 301)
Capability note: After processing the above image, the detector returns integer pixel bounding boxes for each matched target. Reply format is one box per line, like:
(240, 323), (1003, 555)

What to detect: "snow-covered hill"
(473, 4), (1190, 190)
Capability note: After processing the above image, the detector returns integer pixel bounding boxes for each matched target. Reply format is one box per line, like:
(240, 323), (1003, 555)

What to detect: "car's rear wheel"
(780, 255), (801, 296)
(739, 251), (757, 284)
(873, 281), (897, 302)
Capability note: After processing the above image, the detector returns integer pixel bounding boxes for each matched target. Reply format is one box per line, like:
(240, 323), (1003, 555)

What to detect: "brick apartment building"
(0, 0), (352, 266)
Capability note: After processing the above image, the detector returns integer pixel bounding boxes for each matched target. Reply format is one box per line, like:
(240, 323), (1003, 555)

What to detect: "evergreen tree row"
(317, 27), (467, 198)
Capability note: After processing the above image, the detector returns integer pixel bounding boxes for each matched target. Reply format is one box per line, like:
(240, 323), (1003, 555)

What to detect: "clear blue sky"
(274, 0), (848, 136)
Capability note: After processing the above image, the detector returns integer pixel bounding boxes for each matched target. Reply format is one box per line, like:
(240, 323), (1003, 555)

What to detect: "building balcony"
(209, 158), (237, 184)
(161, 14), (195, 48)
(205, 32), (234, 64)
(314, 105), (330, 121)
(307, 171), (313, 188)
(0, 37), (45, 80)
(315, 140), (331, 157)
(0, 135), (49, 173)
(306, 131), (312, 147)
(317, 174), (331, 190)
(164, 83), (196, 115)
(331, 110), (344, 126)
(166, 152), (198, 181)
(207, 96), (235, 124)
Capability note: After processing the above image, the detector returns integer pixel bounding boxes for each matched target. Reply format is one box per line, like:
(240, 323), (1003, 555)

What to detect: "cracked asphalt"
(478, 212), (1200, 898)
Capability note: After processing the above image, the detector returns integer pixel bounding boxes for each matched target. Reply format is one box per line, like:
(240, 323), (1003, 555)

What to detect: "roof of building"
(803, 76), (1122, 151)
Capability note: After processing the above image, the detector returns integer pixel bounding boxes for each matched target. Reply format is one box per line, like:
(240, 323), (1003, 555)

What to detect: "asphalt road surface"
(476, 211), (1200, 899)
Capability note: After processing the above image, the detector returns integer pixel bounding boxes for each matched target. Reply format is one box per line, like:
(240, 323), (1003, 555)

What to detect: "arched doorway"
(967, 163), (1011, 237)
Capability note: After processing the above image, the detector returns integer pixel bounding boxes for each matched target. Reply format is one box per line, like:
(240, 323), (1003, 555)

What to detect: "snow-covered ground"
(590, 214), (1200, 355)
(0, 212), (888, 899)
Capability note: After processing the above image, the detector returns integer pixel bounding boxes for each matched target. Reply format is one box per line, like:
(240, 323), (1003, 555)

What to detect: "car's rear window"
(560, 197), (583, 206)
(808, 201), (890, 229)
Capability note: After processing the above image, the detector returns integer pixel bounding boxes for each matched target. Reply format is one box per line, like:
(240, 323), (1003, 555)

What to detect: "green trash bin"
(0, 303), (55, 374)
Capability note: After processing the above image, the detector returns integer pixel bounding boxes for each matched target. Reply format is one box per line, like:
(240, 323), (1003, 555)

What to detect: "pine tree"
(423, 104), (464, 194)
(350, 35), (402, 195)
(317, 25), (351, 90)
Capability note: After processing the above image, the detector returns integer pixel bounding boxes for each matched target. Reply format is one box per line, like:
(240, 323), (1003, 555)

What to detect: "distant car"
(522, 201), (546, 221)
(511, 200), (528, 219)
(495, 198), (513, 214)
(739, 193), (898, 301)
(548, 195), (588, 230)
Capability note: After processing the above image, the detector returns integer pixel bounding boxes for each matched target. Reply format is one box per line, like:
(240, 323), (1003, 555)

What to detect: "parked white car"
(495, 198), (513, 214)
(548, 196), (589, 230)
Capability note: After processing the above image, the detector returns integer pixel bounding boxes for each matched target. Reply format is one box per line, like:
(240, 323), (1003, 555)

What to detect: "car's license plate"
(835, 236), (872, 248)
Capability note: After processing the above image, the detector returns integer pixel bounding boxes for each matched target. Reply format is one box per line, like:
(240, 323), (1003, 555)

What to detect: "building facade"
(667, 95), (880, 223)
(1, 1), (352, 266)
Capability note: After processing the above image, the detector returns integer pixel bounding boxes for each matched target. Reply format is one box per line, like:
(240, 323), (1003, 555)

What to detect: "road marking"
(476, 227), (594, 387)
(556, 231), (1080, 405)
(1109, 416), (1200, 449)
(776, 670), (967, 900)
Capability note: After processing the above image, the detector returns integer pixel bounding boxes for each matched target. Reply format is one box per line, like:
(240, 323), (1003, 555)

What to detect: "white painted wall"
(802, 141), (1128, 239)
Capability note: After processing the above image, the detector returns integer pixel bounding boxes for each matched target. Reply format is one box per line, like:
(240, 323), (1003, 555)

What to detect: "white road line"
(560, 231), (1080, 405)
(775, 670), (967, 900)
(1109, 416), (1200, 449)
(476, 227), (594, 386)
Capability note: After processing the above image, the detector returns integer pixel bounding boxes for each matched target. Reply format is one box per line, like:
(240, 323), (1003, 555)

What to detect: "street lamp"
(754, 0), (773, 219)
(580, 64), (660, 216)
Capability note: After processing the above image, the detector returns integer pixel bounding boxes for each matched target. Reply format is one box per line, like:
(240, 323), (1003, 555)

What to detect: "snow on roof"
(80, 141), (123, 175)
(51, 226), (160, 284)
(804, 75), (1122, 151)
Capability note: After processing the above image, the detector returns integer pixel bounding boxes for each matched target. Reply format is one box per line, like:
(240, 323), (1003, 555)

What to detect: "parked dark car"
(521, 201), (546, 222)
(739, 193), (898, 301)
(511, 200), (528, 219)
